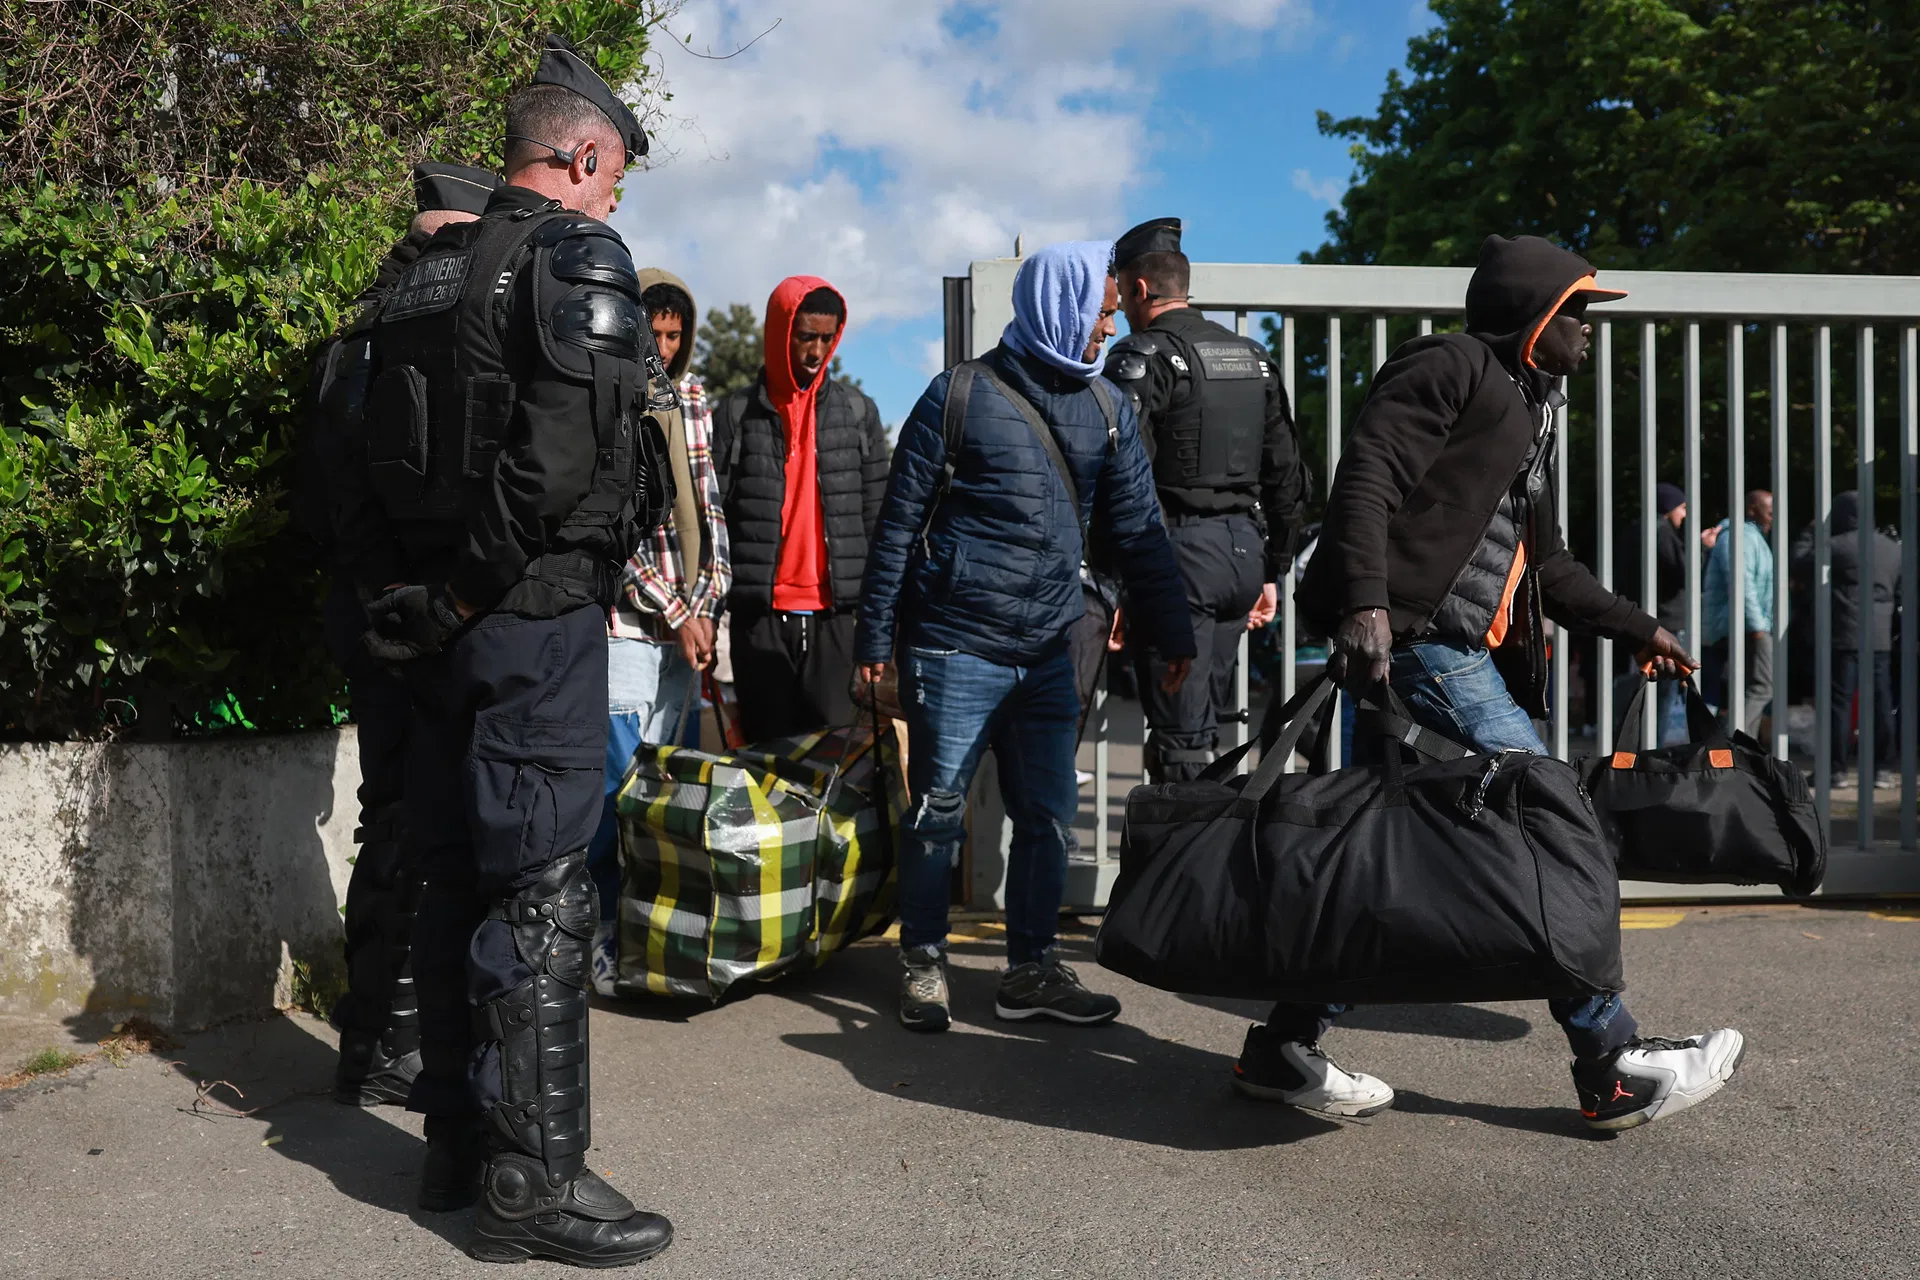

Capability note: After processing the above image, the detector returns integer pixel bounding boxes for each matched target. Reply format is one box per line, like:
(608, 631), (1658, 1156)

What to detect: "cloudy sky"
(613, 0), (1438, 425)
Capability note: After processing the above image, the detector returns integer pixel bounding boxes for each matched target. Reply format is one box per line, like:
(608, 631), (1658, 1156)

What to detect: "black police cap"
(533, 34), (649, 162)
(411, 163), (500, 216)
(1115, 217), (1183, 270)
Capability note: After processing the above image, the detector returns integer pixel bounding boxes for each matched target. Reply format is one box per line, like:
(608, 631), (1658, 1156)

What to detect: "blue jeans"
(586, 636), (698, 922)
(897, 642), (1080, 966)
(1263, 639), (1639, 1061)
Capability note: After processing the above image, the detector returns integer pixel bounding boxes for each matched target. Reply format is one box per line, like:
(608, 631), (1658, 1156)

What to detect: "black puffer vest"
(716, 374), (885, 612)
(1429, 493), (1523, 643)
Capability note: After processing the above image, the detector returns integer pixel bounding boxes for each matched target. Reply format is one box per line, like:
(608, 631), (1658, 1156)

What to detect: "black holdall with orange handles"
(1096, 673), (1624, 1006)
(1579, 674), (1826, 895)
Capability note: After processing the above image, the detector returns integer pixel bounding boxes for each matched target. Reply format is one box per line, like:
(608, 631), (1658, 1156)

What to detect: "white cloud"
(613, 0), (1313, 334)
(1291, 167), (1345, 209)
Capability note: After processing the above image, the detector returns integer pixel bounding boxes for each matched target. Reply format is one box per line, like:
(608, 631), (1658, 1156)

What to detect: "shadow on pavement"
(1392, 1089), (1600, 1140)
(1175, 995), (1534, 1043)
(775, 948), (1342, 1152)
(161, 1014), (471, 1251)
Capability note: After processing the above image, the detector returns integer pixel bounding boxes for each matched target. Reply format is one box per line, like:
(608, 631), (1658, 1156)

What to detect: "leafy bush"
(0, 1), (667, 739)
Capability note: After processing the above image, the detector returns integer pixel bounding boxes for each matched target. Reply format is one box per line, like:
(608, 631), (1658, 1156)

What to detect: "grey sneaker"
(995, 958), (1120, 1025)
(899, 945), (951, 1033)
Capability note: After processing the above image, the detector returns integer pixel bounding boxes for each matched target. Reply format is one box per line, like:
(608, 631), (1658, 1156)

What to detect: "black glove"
(361, 584), (464, 663)
(1326, 607), (1392, 694)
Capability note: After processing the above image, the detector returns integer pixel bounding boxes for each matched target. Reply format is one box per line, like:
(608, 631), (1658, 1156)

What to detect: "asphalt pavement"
(4, 902), (1918, 1280)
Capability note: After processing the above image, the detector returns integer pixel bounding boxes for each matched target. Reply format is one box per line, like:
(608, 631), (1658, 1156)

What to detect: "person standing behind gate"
(583, 269), (730, 997)
(314, 162), (499, 1110)
(1701, 489), (1774, 737)
(1264, 234), (1742, 1133)
(713, 278), (888, 742)
(1103, 218), (1309, 782)
(856, 240), (1195, 1034)
(1794, 490), (1902, 789)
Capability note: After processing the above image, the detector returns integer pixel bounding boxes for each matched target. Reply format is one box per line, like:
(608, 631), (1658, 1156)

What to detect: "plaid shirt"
(611, 375), (731, 638)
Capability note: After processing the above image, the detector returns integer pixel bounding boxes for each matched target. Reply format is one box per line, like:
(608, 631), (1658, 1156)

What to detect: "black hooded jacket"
(1793, 491), (1901, 651)
(1299, 236), (1657, 707)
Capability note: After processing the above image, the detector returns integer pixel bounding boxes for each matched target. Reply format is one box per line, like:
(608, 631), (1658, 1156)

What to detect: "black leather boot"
(334, 801), (425, 1106)
(418, 1116), (484, 1213)
(467, 852), (673, 1268)
(334, 1024), (420, 1107)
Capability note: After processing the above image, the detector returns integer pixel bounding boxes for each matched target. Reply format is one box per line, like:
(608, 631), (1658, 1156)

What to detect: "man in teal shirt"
(1702, 488), (1774, 736)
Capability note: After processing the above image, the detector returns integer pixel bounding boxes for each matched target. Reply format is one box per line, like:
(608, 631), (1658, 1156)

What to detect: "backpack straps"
(919, 362), (977, 542)
(922, 359), (1110, 543)
(1087, 377), (1119, 456)
(969, 362), (1088, 537)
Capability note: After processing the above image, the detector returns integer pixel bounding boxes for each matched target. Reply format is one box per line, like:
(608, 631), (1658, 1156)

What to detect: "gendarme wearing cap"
(524, 33), (649, 166)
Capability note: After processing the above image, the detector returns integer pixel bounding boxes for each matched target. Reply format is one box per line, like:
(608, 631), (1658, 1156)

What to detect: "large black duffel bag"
(1582, 675), (1825, 895)
(1095, 675), (1623, 1005)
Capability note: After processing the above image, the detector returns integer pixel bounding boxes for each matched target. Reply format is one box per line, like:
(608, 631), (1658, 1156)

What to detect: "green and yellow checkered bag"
(613, 723), (903, 1000)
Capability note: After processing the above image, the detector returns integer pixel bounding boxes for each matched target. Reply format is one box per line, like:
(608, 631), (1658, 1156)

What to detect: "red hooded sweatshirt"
(764, 275), (847, 612)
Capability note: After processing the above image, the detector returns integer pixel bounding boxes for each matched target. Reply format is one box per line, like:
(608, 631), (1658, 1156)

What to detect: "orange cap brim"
(1521, 274), (1627, 368)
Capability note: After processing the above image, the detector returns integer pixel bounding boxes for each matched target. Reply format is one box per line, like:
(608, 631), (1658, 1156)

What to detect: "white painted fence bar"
(1685, 322), (1704, 706)
(1858, 327), (1875, 848)
(1728, 323), (1747, 747)
(1814, 327), (1833, 838)
(1904, 327), (1919, 849)
(1771, 325), (1791, 762)
(1596, 322), (1616, 758)
(953, 259), (1920, 907)
(1641, 321), (1660, 749)
(1552, 397), (1570, 759)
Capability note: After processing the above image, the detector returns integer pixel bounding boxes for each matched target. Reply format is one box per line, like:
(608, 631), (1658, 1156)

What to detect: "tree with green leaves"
(695, 303), (763, 400)
(1313, 0), (1919, 271)
(1286, 0), (1917, 700)
(0, 2), (669, 739)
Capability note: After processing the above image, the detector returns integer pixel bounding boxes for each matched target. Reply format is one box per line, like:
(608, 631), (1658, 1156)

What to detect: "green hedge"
(0, 2), (664, 739)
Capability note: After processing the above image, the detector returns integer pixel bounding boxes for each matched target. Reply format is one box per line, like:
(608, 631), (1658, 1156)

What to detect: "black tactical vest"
(1144, 319), (1267, 494)
(362, 205), (672, 599)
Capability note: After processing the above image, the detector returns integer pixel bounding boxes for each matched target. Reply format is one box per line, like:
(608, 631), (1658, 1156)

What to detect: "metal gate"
(948, 257), (1920, 905)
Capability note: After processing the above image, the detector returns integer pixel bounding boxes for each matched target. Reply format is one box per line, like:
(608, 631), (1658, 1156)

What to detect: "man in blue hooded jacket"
(858, 240), (1196, 1032)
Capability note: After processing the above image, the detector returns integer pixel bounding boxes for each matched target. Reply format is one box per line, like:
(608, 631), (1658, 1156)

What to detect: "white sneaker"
(590, 920), (619, 998)
(1232, 1030), (1395, 1117)
(1076, 770), (1095, 788)
(1572, 1029), (1745, 1131)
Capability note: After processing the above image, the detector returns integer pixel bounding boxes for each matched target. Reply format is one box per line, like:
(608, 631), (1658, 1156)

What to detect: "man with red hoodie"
(713, 278), (889, 742)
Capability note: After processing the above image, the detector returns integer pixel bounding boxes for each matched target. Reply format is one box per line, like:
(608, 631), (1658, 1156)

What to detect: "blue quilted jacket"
(856, 344), (1195, 667)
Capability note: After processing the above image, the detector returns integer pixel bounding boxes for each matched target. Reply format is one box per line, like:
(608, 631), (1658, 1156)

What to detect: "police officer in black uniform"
(1104, 218), (1309, 782)
(315, 162), (501, 1111)
(333, 35), (675, 1268)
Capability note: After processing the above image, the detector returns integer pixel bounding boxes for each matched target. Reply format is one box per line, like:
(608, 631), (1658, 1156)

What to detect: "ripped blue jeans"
(896, 641), (1080, 965)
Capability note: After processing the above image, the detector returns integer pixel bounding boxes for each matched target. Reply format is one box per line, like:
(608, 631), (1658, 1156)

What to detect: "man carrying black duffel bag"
(1251, 235), (1745, 1132)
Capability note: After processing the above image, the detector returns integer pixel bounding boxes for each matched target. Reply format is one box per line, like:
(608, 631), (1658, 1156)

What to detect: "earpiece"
(585, 151), (597, 176)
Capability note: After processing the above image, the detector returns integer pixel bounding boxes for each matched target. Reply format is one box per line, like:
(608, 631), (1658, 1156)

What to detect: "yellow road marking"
(1619, 909), (1688, 930)
(1869, 907), (1920, 922)
(878, 920), (1007, 944)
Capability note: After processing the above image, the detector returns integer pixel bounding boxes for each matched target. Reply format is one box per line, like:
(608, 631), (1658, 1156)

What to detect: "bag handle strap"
(869, 691), (895, 863)
(1353, 684), (1474, 763)
(1614, 670), (1727, 749)
(1200, 675), (1327, 783)
(1242, 675), (1339, 803)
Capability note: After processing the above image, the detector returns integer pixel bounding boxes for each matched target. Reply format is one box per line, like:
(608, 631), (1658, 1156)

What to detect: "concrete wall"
(0, 730), (358, 1032)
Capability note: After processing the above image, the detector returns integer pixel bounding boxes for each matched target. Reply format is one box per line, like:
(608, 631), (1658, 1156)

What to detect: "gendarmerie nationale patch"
(1193, 341), (1262, 380)
(383, 252), (472, 321)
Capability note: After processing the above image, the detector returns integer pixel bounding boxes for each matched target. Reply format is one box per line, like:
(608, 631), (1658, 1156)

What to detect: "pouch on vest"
(366, 365), (430, 509)
(462, 374), (514, 480)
